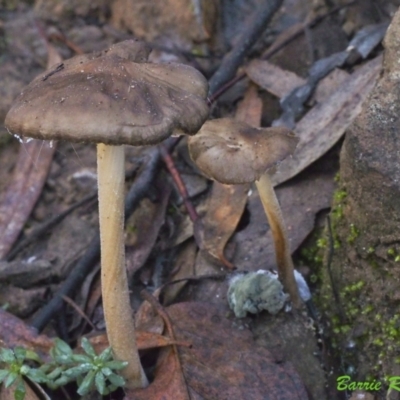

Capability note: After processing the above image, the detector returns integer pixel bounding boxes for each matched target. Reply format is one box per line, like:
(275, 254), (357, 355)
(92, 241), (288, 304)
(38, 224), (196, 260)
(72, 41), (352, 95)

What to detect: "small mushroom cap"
(188, 118), (298, 184)
(5, 40), (209, 146)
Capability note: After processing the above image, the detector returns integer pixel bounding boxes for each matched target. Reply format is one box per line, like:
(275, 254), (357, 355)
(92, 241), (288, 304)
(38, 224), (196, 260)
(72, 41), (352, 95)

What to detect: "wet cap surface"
(188, 118), (298, 184)
(5, 40), (209, 146)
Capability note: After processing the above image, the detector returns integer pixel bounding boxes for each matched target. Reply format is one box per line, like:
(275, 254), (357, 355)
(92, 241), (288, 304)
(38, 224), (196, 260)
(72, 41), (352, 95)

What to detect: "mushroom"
(188, 118), (302, 307)
(5, 39), (209, 388)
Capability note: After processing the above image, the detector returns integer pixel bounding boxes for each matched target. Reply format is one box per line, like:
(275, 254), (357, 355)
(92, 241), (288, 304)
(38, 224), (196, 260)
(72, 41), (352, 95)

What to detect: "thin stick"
(208, 0), (284, 96)
(255, 173), (301, 307)
(159, 143), (199, 222)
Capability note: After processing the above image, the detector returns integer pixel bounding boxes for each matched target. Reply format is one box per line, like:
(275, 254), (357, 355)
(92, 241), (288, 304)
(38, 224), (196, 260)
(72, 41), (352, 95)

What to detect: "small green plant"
(0, 338), (128, 399)
(0, 347), (48, 400)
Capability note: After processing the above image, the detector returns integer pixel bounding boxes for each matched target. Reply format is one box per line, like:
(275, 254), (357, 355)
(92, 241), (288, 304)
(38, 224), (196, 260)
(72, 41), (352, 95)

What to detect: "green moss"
(334, 189), (348, 202)
(387, 248), (396, 256)
(347, 224), (360, 244)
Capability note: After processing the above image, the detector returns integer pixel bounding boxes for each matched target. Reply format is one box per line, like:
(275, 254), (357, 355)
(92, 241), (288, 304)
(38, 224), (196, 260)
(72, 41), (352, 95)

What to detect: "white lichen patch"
(227, 270), (288, 318)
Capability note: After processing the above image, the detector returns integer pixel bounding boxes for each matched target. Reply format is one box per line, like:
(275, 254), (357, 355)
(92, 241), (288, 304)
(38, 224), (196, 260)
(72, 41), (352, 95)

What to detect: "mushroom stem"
(97, 143), (148, 389)
(255, 173), (302, 308)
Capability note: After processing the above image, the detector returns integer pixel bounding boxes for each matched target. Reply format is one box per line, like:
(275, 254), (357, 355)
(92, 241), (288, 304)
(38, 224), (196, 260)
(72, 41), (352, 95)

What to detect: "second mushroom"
(188, 118), (302, 307)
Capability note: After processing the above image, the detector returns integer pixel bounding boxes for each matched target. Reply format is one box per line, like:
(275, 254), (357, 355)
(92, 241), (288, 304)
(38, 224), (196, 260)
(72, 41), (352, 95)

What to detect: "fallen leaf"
(271, 55), (382, 186)
(0, 43), (61, 260)
(111, 0), (217, 44)
(0, 285), (47, 318)
(311, 68), (349, 104)
(162, 240), (197, 305)
(202, 183), (249, 268)
(0, 308), (53, 359)
(0, 141), (56, 259)
(245, 59), (305, 98)
(126, 182), (171, 279)
(129, 302), (308, 399)
(125, 346), (190, 400)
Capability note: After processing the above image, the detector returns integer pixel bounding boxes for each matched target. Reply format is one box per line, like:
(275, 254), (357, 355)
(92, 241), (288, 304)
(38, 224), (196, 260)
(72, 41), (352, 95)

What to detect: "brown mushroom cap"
(188, 118), (298, 184)
(5, 40), (209, 146)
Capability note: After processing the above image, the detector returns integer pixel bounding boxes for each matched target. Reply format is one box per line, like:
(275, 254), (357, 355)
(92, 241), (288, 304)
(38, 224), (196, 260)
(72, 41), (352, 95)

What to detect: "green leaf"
(0, 369), (10, 383)
(13, 348), (26, 363)
(77, 370), (96, 396)
(98, 347), (112, 362)
(70, 354), (91, 364)
(53, 375), (73, 387)
(54, 339), (73, 357)
(95, 371), (106, 395)
(25, 368), (48, 383)
(63, 364), (92, 379)
(5, 371), (19, 388)
(80, 338), (96, 358)
(105, 360), (128, 370)
(101, 367), (112, 377)
(0, 348), (16, 363)
(24, 350), (41, 363)
(19, 365), (30, 376)
(14, 378), (26, 400)
(46, 366), (63, 380)
(108, 373), (126, 388)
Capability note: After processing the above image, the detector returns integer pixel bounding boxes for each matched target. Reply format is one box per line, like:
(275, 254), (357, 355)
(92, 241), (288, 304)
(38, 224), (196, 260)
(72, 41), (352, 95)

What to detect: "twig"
(208, 0), (284, 97)
(159, 143), (199, 223)
(61, 295), (97, 331)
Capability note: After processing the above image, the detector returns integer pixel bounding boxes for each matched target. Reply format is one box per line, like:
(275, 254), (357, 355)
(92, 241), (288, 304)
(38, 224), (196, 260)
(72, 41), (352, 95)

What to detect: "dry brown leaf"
(0, 141), (56, 259)
(245, 59), (306, 98)
(125, 346), (190, 400)
(202, 183), (249, 268)
(235, 83), (263, 124)
(162, 240), (197, 305)
(0, 43), (61, 260)
(0, 308), (53, 359)
(125, 302), (307, 399)
(177, 302), (307, 399)
(271, 55), (382, 185)
(111, 0), (217, 44)
(126, 183), (171, 279)
(312, 68), (349, 104)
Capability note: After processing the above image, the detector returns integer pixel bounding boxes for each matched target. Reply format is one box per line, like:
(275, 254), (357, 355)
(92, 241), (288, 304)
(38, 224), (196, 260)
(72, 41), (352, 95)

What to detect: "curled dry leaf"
(202, 183), (249, 268)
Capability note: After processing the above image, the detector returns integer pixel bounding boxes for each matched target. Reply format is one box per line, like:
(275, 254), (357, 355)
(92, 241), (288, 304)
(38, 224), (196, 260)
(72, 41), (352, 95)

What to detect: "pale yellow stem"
(255, 173), (302, 308)
(97, 143), (148, 389)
